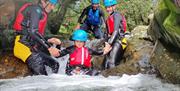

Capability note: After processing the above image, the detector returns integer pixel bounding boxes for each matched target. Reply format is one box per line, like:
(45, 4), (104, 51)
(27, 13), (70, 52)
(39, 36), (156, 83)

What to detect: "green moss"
(163, 12), (180, 34)
(164, 0), (180, 14)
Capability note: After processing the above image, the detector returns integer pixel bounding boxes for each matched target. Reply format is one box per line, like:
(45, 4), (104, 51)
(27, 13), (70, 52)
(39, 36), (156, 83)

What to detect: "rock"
(150, 41), (180, 84)
(148, 0), (180, 84)
(148, 0), (180, 52)
(0, 53), (31, 79)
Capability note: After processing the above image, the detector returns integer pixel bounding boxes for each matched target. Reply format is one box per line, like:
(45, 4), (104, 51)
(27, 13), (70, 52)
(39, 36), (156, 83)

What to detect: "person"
(76, 0), (106, 39)
(49, 29), (111, 75)
(102, 0), (128, 69)
(13, 0), (61, 75)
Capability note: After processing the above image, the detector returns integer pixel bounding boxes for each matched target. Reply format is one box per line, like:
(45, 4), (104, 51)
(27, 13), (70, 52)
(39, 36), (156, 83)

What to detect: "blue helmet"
(91, 0), (100, 4)
(72, 29), (88, 41)
(104, 0), (117, 7)
(49, 0), (58, 5)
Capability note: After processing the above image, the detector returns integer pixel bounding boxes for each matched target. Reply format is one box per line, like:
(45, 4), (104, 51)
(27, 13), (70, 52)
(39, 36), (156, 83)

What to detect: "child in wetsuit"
(53, 29), (111, 75)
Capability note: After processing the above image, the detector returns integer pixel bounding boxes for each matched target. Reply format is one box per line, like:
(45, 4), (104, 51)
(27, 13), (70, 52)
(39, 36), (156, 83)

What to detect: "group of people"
(13, 0), (127, 76)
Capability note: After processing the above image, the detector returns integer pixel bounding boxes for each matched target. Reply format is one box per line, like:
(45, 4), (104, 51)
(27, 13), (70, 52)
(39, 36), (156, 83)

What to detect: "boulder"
(148, 0), (180, 84)
(148, 0), (180, 52)
(150, 41), (180, 84)
(0, 53), (31, 79)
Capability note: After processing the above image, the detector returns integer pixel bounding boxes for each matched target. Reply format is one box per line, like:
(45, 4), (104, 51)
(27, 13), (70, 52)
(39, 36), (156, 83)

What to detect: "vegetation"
(58, 0), (153, 34)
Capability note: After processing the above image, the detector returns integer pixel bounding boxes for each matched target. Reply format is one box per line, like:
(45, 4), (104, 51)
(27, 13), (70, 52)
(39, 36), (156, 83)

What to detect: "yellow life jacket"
(14, 35), (32, 62)
(121, 38), (127, 50)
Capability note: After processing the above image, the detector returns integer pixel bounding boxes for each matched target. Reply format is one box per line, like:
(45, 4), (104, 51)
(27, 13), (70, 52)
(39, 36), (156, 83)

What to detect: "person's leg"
(102, 54), (111, 69)
(102, 41), (124, 69)
(26, 52), (48, 75)
(65, 65), (73, 75)
(40, 52), (59, 74)
(108, 41), (123, 68)
(80, 22), (91, 33)
(93, 25), (104, 39)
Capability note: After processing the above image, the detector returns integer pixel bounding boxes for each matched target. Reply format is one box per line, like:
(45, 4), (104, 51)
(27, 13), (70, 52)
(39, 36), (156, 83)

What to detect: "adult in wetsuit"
(13, 0), (61, 75)
(76, 0), (106, 39)
(102, 0), (128, 69)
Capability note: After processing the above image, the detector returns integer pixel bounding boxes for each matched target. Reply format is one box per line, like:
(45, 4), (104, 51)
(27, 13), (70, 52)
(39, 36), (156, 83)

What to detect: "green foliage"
(58, 0), (153, 34)
(59, 0), (91, 34)
(116, 0), (153, 30)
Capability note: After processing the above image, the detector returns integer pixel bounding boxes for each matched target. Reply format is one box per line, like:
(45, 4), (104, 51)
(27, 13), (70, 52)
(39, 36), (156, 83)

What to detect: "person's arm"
(104, 21), (109, 42)
(88, 48), (103, 56)
(25, 6), (52, 49)
(58, 46), (74, 57)
(99, 8), (106, 25)
(25, 6), (45, 43)
(77, 7), (89, 24)
(108, 12), (123, 45)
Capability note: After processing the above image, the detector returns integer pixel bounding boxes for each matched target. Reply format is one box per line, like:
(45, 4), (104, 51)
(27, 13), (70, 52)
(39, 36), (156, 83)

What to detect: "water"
(0, 74), (179, 91)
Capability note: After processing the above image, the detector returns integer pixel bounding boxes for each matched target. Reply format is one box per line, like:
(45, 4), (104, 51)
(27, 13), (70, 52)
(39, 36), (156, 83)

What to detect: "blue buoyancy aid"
(87, 8), (101, 25)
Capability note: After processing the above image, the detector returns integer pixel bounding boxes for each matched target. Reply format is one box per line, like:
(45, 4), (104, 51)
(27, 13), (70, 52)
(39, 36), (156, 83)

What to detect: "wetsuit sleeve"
(78, 6), (89, 24)
(29, 6), (41, 31)
(99, 8), (106, 25)
(104, 23), (109, 42)
(108, 12), (123, 45)
(26, 6), (50, 48)
(88, 48), (103, 55)
(58, 46), (74, 57)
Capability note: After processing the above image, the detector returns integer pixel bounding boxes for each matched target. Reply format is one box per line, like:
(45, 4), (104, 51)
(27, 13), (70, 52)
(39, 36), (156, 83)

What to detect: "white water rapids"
(0, 73), (179, 91)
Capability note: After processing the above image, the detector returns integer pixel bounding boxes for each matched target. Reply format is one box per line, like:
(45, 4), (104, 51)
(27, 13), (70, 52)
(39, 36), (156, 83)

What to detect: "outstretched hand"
(48, 38), (61, 45)
(48, 47), (60, 57)
(103, 42), (112, 55)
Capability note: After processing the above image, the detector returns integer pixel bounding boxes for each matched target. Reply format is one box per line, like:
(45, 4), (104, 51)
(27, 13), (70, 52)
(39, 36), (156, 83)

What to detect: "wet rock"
(150, 41), (180, 84)
(0, 53), (31, 79)
(148, 0), (180, 52)
(148, 0), (180, 84)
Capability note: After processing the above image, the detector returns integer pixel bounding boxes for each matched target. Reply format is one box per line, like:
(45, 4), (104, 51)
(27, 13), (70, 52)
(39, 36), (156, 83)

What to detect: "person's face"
(74, 41), (85, 48)
(45, 2), (55, 13)
(92, 3), (99, 10)
(105, 5), (116, 14)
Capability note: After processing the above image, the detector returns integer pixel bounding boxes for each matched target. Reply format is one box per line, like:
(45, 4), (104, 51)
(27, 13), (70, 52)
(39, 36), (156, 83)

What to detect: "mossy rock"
(148, 0), (180, 84)
(149, 0), (180, 52)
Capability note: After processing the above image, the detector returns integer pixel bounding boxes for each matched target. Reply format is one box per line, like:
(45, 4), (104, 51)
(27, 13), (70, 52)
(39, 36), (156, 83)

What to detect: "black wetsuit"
(15, 4), (59, 75)
(58, 45), (103, 75)
(102, 11), (126, 69)
(78, 5), (106, 39)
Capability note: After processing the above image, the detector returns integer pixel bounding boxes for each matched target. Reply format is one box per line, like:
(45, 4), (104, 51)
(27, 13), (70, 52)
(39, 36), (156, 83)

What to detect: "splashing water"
(0, 74), (179, 91)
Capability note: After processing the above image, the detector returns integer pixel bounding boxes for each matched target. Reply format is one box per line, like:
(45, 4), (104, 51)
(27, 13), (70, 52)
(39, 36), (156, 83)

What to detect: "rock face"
(148, 0), (180, 84)
(0, 53), (30, 79)
(148, 0), (180, 52)
(150, 41), (180, 84)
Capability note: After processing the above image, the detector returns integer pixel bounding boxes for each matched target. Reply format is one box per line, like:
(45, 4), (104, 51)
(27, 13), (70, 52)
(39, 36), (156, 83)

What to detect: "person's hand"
(75, 23), (80, 30)
(48, 38), (61, 45)
(103, 42), (112, 55)
(48, 47), (60, 57)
